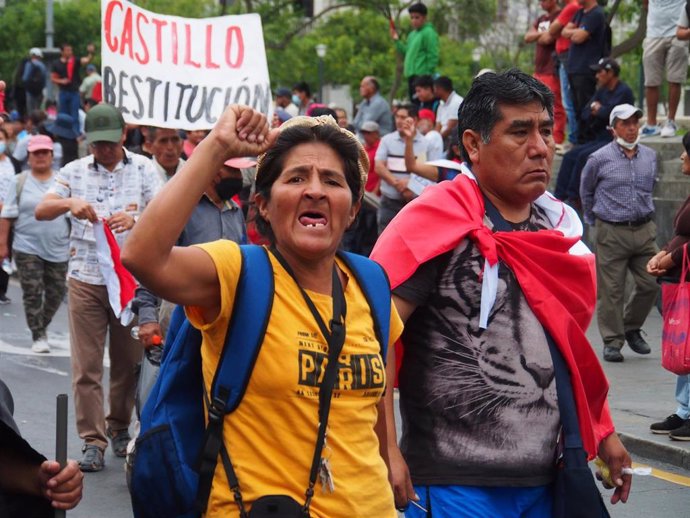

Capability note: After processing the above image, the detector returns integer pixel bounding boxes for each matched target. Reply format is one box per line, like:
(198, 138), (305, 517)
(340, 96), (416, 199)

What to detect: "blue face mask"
(0, 142), (6, 155)
(291, 94), (301, 106)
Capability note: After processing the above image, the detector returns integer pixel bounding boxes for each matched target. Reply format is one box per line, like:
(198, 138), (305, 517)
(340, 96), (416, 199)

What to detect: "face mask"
(616, 136), (639, 151)
(0, 142), (5, 155)
(291, 94), (301, 106)
(215, 177), (244, 200)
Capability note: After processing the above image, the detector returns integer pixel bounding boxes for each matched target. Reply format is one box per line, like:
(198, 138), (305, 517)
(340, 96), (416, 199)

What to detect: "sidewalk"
(587, 306), (690, 470)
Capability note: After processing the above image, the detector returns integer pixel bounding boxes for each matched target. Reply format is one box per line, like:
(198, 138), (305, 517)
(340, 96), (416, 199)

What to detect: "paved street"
(1, 278), (689, 516)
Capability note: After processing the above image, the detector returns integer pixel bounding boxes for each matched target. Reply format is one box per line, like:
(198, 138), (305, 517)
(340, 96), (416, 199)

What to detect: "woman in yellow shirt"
(123, 106), (402, 517)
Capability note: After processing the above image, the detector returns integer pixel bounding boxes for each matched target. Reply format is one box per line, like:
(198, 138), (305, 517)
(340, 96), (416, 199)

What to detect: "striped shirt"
(580, 141), (657, 225)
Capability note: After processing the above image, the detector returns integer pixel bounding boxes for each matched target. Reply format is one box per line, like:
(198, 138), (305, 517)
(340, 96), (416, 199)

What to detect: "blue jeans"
(558, 56), (578, 144)
(405, 485), (552, 518)
(58, 89), (81, 136)
(676, 374), (690, 420)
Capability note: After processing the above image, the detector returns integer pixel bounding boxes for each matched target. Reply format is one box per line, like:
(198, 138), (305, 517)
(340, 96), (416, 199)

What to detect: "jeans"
(558, 56), (578, 144)
(58, 89), (81, 135)
(676, 374), (690, 420)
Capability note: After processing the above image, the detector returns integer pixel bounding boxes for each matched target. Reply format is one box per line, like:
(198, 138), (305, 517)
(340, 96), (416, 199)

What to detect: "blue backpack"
(130, 245), (391, 518)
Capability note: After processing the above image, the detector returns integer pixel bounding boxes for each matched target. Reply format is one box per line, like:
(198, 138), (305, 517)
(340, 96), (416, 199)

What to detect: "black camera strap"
(222, 246), (347, 517)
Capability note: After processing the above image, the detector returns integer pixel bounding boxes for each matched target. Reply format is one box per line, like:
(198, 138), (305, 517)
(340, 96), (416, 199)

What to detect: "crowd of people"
(0, 0), (690, 516)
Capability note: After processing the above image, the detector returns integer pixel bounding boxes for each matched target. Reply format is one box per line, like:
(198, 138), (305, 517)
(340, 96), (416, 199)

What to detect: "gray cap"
(85, 103), (125, 144)
(360, 121), (380, 133)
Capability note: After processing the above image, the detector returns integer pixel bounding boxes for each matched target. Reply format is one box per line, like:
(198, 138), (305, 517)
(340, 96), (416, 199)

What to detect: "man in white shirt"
(433, 76), (463, 142)
(149, 127), (185, 182)
(35, 103), (163, 473)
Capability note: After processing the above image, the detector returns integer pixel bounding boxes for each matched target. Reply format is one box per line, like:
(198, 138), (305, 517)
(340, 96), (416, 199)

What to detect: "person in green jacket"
(391, 3), (440, 104)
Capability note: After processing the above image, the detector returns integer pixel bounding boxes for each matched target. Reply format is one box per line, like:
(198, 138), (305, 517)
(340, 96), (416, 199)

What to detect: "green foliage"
(265, 9), (401, 101)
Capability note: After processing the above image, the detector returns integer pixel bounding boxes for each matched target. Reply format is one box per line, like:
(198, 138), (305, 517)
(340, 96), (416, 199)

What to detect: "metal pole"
(318, 57), (323, 103)
(46, 0), (54, 50)
(55, 394), (68, 518)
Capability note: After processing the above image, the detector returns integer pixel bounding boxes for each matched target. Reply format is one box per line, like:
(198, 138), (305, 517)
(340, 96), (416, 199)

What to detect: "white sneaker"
(31, 338), (50, 353)
(660, 120), (678, 138)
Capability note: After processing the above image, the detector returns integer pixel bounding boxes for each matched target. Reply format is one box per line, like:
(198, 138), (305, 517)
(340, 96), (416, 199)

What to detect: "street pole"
(46, 0), (54, 49)
(316, 44), (327, 104)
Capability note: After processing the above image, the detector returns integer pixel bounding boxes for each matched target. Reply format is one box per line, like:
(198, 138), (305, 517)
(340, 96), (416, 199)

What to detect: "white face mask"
(616, 136), (639, 151)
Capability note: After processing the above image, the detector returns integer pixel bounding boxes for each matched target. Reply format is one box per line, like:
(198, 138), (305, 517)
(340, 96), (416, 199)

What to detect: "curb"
(619, 432), (690, 471)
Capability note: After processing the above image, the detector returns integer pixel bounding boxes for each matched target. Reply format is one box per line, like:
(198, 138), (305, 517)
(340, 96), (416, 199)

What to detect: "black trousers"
(568, 72), (597, 144)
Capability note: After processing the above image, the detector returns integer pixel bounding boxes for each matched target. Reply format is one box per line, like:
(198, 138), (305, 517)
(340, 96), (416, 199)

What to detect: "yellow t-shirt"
(186, 240), (403, 518)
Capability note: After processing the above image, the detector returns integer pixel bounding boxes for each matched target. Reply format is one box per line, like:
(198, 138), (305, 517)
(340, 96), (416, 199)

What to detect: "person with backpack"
(0, 135), (69, 353)
(22, 48), (47, 113)
(122, 106), (403, 518)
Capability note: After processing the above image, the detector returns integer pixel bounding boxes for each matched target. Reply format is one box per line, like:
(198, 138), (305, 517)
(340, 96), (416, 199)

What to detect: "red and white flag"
(93, 220), (136, 326)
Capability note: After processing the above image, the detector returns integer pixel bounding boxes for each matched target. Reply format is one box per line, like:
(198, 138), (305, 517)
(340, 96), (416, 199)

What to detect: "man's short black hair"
(414, 75), (434, 90)
(457, 69), (554, 165)
(408, 3), (428, 16)
(433, 76), (453, 92)
(397, 104), (419, 119)
(292, 81), (311, 97)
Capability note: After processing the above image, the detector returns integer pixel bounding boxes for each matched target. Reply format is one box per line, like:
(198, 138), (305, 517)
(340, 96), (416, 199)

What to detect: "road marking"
(633, 462), (690, 487)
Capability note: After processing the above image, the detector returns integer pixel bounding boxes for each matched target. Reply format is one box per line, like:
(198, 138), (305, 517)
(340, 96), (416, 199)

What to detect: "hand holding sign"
(210, 104), (278, 160)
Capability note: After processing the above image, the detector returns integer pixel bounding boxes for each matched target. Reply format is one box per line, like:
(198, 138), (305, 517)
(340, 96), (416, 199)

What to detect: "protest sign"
(101, 0), (272, 129)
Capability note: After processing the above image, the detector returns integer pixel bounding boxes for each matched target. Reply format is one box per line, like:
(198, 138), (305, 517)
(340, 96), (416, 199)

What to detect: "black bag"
(24, 63), (45, 96)
(249, 495), (308, 518)
(483, 198), (610, 518)
(547, 333), (611, 518)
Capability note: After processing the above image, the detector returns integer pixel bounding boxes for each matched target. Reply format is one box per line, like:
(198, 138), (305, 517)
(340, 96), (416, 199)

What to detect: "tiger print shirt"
(394, 204), (561, 487)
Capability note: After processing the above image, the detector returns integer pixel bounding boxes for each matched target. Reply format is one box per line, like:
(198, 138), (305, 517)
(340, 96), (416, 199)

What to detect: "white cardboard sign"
(101, 0), (271, 129)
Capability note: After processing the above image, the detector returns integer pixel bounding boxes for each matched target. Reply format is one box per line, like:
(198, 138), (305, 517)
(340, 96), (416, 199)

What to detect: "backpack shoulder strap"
(211, 244), (274, 412)
(15, 171), (29, 201)
(196, 244), (273, 513)
(338, 251), (391, 363)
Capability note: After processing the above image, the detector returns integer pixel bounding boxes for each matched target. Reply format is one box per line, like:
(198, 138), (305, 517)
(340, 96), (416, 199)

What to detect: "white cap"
(29, 47), (43, 58)
(609, 103), (643, 127)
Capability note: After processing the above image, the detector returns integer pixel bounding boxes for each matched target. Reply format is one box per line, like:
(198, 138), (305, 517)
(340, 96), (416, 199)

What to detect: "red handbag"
(662, 244), (690, 375)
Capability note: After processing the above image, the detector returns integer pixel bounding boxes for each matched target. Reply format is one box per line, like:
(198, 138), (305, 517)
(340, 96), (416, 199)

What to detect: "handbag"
(220, 248), (348, 518)
(482, 197), (610, 518)
(661, 244), (690, 375)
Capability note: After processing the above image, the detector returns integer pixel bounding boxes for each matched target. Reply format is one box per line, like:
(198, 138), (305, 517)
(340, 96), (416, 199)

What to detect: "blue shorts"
(403, 484), (552, 518)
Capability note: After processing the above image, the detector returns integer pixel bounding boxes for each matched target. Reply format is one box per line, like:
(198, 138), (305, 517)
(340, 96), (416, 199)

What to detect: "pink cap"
(27, 135), (54, 153)
(224, 157), (257, 169)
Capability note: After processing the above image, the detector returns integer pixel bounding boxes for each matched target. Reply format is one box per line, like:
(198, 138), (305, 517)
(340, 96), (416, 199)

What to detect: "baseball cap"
(85, 103), (125, 144)
(86, 64), (96, 73)
(360, 121), (380, 133)
(418, 108), (436, 124)
(609, 103), (643, 126)
(27, 135), (54, 153)
(29, 47), (43, 58)
(590, 57), (620, 74)
(224, 157), (257, 169)
(275, 87), (292, 98)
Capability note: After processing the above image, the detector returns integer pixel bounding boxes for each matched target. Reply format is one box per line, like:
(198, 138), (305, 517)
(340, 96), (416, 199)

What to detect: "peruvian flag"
(93, 220), (136, 326)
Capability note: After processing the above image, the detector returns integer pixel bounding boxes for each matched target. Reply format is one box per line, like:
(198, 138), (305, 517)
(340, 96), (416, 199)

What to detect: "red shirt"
(364, 140), (380, 193)
(556, 1), (581, 54)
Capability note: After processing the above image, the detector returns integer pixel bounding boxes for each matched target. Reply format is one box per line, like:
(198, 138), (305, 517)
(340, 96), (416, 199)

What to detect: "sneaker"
(79, 444), (105, 472)
(0, 294), (10, 305)
(660, 120), (678, 138)
(603, 346), (624, 362)
(639, 123), (661, 138)
(625, 329), (651, 355)
(31, 338), (50, 354)
(107, 427), (131, 458)
(650, 414), (688, 434)
(669, 420), (690, 441)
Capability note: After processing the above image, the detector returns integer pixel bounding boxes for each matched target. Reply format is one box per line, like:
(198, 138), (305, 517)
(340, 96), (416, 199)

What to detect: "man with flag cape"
(371, 69), (632, 517)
